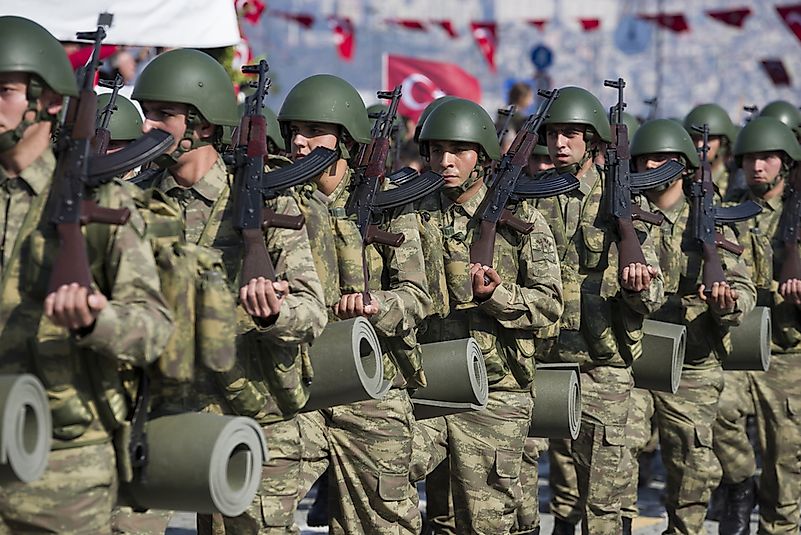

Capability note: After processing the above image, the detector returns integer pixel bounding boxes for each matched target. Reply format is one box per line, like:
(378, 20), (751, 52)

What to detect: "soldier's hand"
(620, 263), (655, 292)
(780, 278), (801, 305)
(45, 283), (108, 332)
(470, 263), (501, 301)
(240, 277), (289, 320)
(698, 281), (738, 313)
(332, 292), (380, 319)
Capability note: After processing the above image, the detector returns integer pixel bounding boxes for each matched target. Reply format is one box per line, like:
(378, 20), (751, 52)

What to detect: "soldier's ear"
(196, 120), (216, 141)
(40, 88), (63, 116)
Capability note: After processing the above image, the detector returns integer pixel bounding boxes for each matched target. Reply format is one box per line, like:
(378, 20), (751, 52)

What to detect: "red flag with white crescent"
(470, 21), (497, 72)
(329, 16), (355, 62)
(384, 54), (482, 122)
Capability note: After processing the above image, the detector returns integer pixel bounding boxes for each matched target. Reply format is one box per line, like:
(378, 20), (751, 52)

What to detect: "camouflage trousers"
(621, 388), (656, 518)
(412, 390), (534, 534)
(112, 507), (172, 534)
(514, 437), (549, 534)
(297, 388), (421, 535)
(714, 353), (801, 534)
(197, 416), (303, 535)
(547, 438), (581, 525)
(653, 365), (724, 535)
(0, 442), (117, 534)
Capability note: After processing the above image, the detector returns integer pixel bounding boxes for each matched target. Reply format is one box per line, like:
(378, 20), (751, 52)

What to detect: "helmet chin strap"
(0, 78), (51, 153)
(153, 108), (212, 168)
(443, 164), (486, 200)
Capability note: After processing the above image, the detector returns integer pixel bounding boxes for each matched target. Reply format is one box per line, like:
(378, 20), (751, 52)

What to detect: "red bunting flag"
(777, 4), (801, 44)
(236, 0), (266, 25)
(470, 22), (498, 72)
(329, 16), (355, 62)
(386, 19), (426, 31)
(272, 11), (315, 29)
(434, 20), (458, 38)
(761, 59), (792, 86)
(579, 18), (601, 32)
(639, 13), (690, 32)
(384, 54), (482, 122)
(68, 45), (117, 71)
(527, 19), (548, 31)
(706, 7), (752, 28)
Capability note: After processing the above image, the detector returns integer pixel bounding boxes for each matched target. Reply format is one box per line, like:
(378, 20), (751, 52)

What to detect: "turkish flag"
(761, 59), (791, 86)
(68, 45), (117, 71)
(273, 11), (315, 29)
(579, 18), (601, 32)
(639, 13), (690, 32)
(329, 16), (355, 62)
(777, 4), (801, 44)
(384, 54), (482, 122)
(237, 0), (266, 25)
(470, 22), (498, 72)
(387, 19), (426, 31)
(434, 20), (458, 38)
(706, 8), (752, 28)
(527, 19), (548, 31)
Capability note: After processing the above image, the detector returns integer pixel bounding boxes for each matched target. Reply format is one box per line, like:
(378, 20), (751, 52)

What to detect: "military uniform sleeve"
(478, 204), (563, 329)
(252, 194), (327, 344)
(75, 184), (173, 366)
(619, 216), (666, 316)
(713, 224), (757, 327)
(370, 207), (433, 337)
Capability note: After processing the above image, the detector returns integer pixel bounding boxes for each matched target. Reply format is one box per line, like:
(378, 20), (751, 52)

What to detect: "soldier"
(131, 49), (327, 534)
(95, 92), (143, 154)
(759, 100), (801, 142)
(623, 119), (757, 534)
(0, 16), (173, 533)
(532, 87), (665, 535)
(683, 104), (737, 198)
(277, 74), (432, 534)
(412, 97), (563, 534)
(713, 116), (801, 535)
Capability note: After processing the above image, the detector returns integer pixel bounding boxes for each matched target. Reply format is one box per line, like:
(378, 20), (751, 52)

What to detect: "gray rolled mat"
(529, 363), (581, 440)
(725, 306), (771, 371)
(122, 413), (267, 516)
(411, 338), (488, 420)
(302, 317), (389, 412)
(0, 374), (51, 484)
(633, 320), (686, 393)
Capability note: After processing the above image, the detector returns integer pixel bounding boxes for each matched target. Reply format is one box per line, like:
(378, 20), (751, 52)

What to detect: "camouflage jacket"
(646, 193), (756, 369)
(415, 184), (563, 391)
(0, 149), (173, 449)
(149, 156), (327, 421)
(295, 167), (433, 388)
(729, 190), (801, 353)
(534, 164), (666, 368)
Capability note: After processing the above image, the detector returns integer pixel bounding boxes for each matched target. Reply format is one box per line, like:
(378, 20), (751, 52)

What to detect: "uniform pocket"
(494, 448), (523, 479)
(603, 425), (627, 447)
(378, 472), (410, 501)
(578, 224), (608, 271)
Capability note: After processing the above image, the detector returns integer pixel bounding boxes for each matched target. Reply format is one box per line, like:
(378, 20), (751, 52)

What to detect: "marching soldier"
(759, 100), (801, 142)
(95, 92), (143, 154)
(0, 16), (173, 533)
(683, 104), (737, 198)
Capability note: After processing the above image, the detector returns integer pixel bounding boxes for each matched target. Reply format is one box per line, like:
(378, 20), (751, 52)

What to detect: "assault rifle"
(684, 124), (762, 292)
(496, 104), (516, 143)
(345, 86), (443, 304)
(470, 89), (579, 267)
(48, 15), (133, 292)
(778, 165), (801, 284)
(91, 74), (124, 155)
(603, 78), (683, 278)
(232, 60), (338, 284)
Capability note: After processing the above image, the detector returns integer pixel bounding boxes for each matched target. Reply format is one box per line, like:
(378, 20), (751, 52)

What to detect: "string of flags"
(234, 1), (801, 86)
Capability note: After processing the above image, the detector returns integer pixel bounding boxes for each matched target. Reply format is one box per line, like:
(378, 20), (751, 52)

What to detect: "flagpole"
(654, 0), (664, 116)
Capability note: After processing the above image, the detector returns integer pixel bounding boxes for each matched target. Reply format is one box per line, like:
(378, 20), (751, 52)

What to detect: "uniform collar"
(1, 148), (56, 196)
(745, 189), (783, 213)
(326, 167), (352, 207)
(655, 192), (687, 225)
(158, 156), (229, 203)
(442, 182), (487, 218)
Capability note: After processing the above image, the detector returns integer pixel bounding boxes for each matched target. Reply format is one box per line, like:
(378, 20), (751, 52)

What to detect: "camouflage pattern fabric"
(547, 438), (582, 525)
(621, 388), (655, 519)
(714, 370), (755, 485)
(514, 436), (550, 534)
(112, 507), (172, 535)
(0, 441), (117, 534)
(533, 163), (665, 535)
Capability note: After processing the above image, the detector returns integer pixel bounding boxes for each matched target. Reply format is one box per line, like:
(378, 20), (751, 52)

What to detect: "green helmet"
(538, 87), (612, 143)
(621, 112), (641, 136)
(413, 96), (458, 144)
(733, 117), (801, 161)
(278, 74), (371, 152)
(96, 93), (142, 141)
(132, 49), (238, 127)
(237, 102), (282, 148)
(418, 98), (501, 161)
(630, 119), (700, 168)
(0, 16), (78, 98)
(759, 100), (801, 133)
(683, 103), (736, 142)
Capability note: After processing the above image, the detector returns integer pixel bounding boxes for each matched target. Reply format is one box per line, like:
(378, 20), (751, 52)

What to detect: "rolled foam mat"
(411, 338), (488, 420)
(529, 363), (581, 439)
(633, 320), (686, 393)
(725, 306), (771, 371)
(122, 413), (267, 516)
(302, 317), (389, 412)
(0, 374), (52, 484)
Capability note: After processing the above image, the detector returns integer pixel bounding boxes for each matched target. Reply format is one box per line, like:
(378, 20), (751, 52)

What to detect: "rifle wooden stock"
(261, 207), (305, 230)
(365, 224), (405, 248)
(616, 218), (647, 276)
(246, 115), (267, 158)
(364, 138), (390, 179)
(632, 205), (664, 226)
(499, 208), (535, 234)
(80, 200), (131, 226)
(73, 90), (98, 140)
(49, 223), (94, 292)
(237, 116), (250, 148)
(240, 227), (276, 283)
(715, 232), (744, 256)
(470, 220), (498, 267)
(702, 241), (727, 292)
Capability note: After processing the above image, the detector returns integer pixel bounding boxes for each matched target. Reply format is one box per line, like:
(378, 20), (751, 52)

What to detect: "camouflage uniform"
(534, 162), (666, 535)
(295, 167), (431, 534)
(0, 149), (173, 533)
(412, 184), (563, 534)
(515, 437), (550, 534)
(716, 190), (801, 533)
(620, 388), (656, 520)
(145, 157), (327, 535)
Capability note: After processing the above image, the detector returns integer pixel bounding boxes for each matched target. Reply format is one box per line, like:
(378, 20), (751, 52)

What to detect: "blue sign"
(530, 45), (553, 71)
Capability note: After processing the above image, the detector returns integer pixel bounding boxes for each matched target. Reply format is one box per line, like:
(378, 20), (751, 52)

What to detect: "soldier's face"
(635, 152), (680, 172)
(692, 134), (722, 161)
(546, 124), (587, 167)
(0, 73), (33, 134)
(528, 153), (554, 175)
(287, 121), (339, 160)
(141, 100), (190, 154)
(427, 140), (480, 188)
(743, 151), (783, 185)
